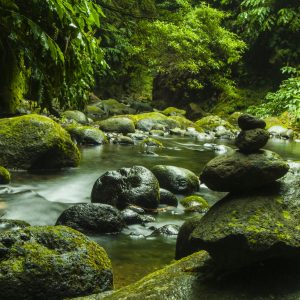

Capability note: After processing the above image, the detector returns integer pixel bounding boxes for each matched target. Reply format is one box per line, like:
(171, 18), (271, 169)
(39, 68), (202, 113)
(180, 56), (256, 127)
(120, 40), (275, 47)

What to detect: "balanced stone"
(189, 168), (300, 269)
(91, 166), (160, 209)
(238, 114), (266, 130)
(200, 150), (289, 192)
(235, 128), (269, 153)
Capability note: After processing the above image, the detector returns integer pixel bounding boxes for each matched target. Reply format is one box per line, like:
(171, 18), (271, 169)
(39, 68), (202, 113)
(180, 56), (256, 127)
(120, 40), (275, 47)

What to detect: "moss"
(0, 166), (11, 184)
(140, 138), (163, 149)
(195, 115), (234, 131)
(161, 107), (186, 116)
(282, 210), (291, 220)
(180, 195), (210, 210)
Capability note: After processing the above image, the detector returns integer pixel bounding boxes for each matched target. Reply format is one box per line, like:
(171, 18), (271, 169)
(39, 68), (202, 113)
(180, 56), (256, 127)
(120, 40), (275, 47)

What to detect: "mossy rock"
(0, 166), (11, 184)
(0, 114), (80, 170)
(168, 116), (204, 132)
(227, 112), (243, 127)
(180, 195), (210, 213)
(102, 99), (133, 116)
(191, 167), (300, 270)
(161, 107), (186, 116)
(0, 219), (30, 232)
(264, 116), (286, 130)
(62, 110), (89, 124)
(86, 105), (106, 121)
(195, 115), (234, 131)
(140, 137), (163, 149)
(65, 124), (108, 145)
(98, 117), (135, 134)
(0, 225), (113, 299)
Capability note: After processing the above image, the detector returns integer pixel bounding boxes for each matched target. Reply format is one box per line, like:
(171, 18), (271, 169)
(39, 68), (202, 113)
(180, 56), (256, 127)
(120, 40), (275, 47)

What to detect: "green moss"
(140, 137), (163, 150)
(161, 107), (186, 116)
(180, 195), (209, 209)
(282, 210), (291, 220)
(195, 115), (234, 131)
(0, 166), (11, 184)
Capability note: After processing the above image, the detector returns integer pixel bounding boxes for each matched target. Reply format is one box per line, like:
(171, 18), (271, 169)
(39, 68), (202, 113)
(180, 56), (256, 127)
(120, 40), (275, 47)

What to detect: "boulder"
(0, 114), (80, 170)
(195, 115), (234, 132)
(102, 99), (133, 116)
(238, 114), (266, 130)
(191, 168), (300, 269)
(56, 203), (124, 234)
(0, 166), (10, 184)
(62, 110), (89, 124)
(151, 165), (200, 195)
(0, 219), (30, 232)
(161, 107), (186, 117)
(65, 124), (108, 145)
(91, 166), (160, 209)
(235, 128), (269, 153)
(149, 224), (180, 237)
(180, 195), (210, 213)
(200, 150), (289, 192)
(268, 125), (293, 139)
(86, 105), (106, 121)
(114, 136), (134, 145)
(121, 208), (155, 225)
(98, 117), (135, 134)
(159, 188), (178, 207)
(0, 226), (112, 299)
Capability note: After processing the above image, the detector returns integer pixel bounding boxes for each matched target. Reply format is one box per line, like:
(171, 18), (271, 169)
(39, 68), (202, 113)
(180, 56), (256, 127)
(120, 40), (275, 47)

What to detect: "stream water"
(0, 136), (299, 287)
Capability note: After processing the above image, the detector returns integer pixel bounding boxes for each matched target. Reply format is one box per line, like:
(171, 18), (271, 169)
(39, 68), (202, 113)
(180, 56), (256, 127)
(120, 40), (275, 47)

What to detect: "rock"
(235, 128), (269, 153)
(0, 114), (80, 170)
(159, 188), (178, 207)
(98, 117), (135, 134)
(149, 129), (165, 136)
(149, 224), (180, 237)
(195, 115), (234, 132)
(161, 107), (186, 116)
(190, 168), (300, 269)
(268, 125), (292, 139)
(114, 136), (134, 145)
(73, 249), (300, 300)
(86, 105), (106, 121)
(0, 166), (10, 184)
(214, 125), (234, 139)
(56, 203), (124, 234)
(227, 111), (243, 127)
(0, 226), (112, 299)
(176, 217), (202, 260)
(151, 165), (200, 195)
(180, 195), (210, 213)
(65, 124), (108, 145)
(238, 114), (266, 130)
(91, 166), (160, 209)
(121, 208), (155, 225)
(168, 116), (197, 130)
(129, 101), (153, 113)
(0, 219), (30, 232)
(170, 128), (185, 136)
(200, 150), (289, 192)
(62, 110), (89, 124)
(102, 99), (133, 116)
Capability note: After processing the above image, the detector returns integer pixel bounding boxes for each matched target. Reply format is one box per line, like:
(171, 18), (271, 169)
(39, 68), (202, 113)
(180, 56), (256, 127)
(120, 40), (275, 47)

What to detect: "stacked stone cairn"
(176, 114), (300, 272)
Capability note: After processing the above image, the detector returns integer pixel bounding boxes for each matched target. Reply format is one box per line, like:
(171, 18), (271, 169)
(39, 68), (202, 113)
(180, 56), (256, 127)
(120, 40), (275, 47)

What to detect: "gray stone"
(98, 117), (135, 134)
(159, 188), (178, 207)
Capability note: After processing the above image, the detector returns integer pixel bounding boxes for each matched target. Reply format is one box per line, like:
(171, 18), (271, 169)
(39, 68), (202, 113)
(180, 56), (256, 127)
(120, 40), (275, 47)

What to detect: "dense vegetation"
(0, 0), (299, 119)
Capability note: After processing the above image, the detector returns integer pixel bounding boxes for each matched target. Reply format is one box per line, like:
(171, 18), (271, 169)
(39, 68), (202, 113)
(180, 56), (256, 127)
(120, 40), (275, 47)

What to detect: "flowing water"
(0, 136), (299, 287)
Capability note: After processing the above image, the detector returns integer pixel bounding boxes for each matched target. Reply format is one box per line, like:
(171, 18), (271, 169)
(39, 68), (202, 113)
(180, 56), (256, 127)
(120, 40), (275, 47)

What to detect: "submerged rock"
(0, 226), (113, 299)
(159, 188), (178, 207)
(91, 166), (160, 209)
(0, 114), (80, 170)
(152, 165), (200, 195)
(235, 128), (269, 153)
(0, 166), (10, 184)
(98, 117), (135, 134)
(190, 169), (300, 269)
(200, 150), (289, 192)
(56, 203), (124, 234)
(121, 208), (155, 225)
(149, 224), (180, 237)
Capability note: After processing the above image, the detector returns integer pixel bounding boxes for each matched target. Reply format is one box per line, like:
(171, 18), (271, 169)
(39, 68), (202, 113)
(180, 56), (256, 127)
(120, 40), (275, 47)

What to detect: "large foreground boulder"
(0, 226), (113, 299)
(91, 166), (160, 209)
(151, 165), (200, 195)
(0, 114), (80, 170)
(74, 250), (300, 300)
(56, 204), (124, 234)
(200, 150), (289, 192)
(190, 168), (300, 269)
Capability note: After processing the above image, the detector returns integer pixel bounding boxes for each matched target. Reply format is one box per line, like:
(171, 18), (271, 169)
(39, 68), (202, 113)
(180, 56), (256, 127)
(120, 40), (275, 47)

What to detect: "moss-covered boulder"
(180, 195), (210, 213)
(65, 124), (108, 145)
(159, 188), (178, 207)
(151, 165), (200, 195)
(91, 166), (160, 209)
(86, 105), (106, 121)
(195, 115), (234, 131)
(190, 168), (300, 269)
(0, 219), (30, 232)
(56, 204), (124, 234)
(102, 99), (134, 116)
(0, 166), (10, 184)
(0, 226), (113, 299)
(200, 150), (289, 192)
(0, 114), (80, 170)
(98, 117), (135, 134)
(62, 110), (89, 124)
(161, 107), (186, 117)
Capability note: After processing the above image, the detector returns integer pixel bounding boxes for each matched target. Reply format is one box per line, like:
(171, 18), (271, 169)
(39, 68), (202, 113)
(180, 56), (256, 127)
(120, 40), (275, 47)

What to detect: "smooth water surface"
(0, 136), (299, 287)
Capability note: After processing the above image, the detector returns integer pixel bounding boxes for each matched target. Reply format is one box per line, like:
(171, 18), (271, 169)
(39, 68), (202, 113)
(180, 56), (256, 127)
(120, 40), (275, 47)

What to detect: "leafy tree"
(0, 0), (104, 114)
